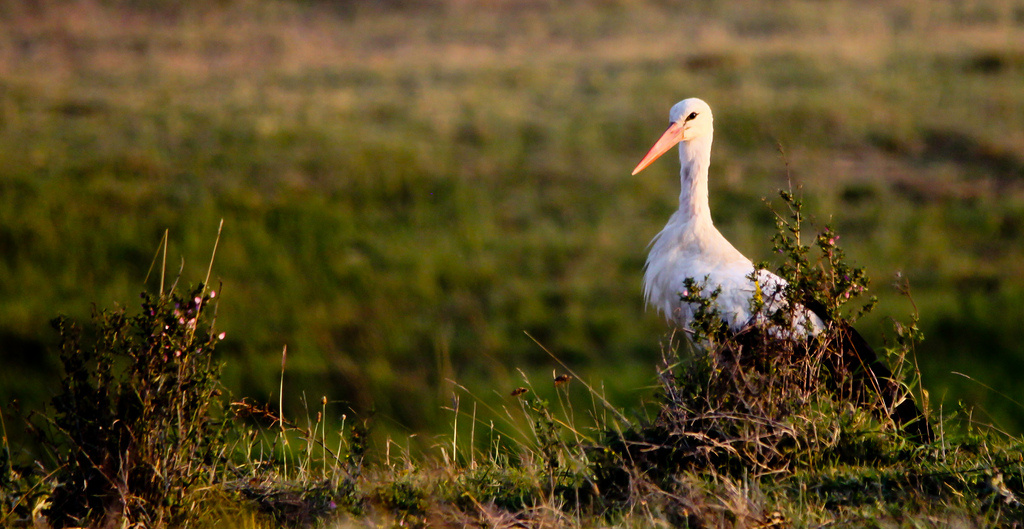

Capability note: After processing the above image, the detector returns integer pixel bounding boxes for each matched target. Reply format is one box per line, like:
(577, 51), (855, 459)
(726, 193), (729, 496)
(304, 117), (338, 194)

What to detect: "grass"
(5, 211), (1024, 526)
(2, 0), (1024, 505)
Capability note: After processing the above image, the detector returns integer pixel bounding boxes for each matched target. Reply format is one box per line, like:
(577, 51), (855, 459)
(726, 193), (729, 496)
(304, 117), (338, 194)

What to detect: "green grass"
(7, 264), (1024, 527)
(2, 0), (1024, 458)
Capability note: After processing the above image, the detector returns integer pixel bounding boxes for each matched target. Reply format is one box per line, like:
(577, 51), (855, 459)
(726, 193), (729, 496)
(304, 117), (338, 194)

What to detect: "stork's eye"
(686, 112), (698, 121)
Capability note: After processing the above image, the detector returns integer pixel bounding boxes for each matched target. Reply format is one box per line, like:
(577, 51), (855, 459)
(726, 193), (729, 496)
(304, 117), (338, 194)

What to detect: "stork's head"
(632, 98), (714, 175)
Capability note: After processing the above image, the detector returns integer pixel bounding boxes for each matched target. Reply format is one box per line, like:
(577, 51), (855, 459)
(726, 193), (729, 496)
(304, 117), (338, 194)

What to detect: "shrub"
(594, 190), (925, 502)
(33, 286), (228, 527)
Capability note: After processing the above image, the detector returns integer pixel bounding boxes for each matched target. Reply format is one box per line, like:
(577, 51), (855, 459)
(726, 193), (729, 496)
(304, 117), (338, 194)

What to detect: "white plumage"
(633, 98), (821, 335)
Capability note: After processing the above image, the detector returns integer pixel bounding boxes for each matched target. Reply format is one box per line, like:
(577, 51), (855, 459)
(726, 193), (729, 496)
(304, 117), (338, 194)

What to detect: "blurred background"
(2, 0), (1023, 449)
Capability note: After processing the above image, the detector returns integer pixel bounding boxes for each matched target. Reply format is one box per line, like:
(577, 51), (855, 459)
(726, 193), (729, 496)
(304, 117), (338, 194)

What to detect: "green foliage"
(679, 278), (731, 345)
(518, 395), (563, 474)
(0, 411), (48, 525)
(455, 464), (543, 513)
(372, 478), (428, 516)
(771, 189), (877, 323)
(224, 392), (368, 526)
(33, 286), (228, 527)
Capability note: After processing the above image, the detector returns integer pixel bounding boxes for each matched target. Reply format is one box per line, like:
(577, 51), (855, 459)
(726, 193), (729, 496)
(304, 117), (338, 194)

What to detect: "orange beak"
(631, 120), (685, 175)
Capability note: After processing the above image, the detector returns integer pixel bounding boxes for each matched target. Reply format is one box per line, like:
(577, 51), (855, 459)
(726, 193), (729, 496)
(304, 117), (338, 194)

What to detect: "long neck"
(677, 134), (713, 225)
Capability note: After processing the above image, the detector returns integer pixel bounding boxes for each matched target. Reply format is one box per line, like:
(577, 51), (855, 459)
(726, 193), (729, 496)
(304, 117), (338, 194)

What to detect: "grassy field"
(4, 256), (1023, 527)
(2, 0), (1024, 462)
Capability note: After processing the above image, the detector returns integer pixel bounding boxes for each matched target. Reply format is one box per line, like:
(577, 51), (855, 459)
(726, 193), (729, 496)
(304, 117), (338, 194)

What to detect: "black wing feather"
(803, 298), (933, 442)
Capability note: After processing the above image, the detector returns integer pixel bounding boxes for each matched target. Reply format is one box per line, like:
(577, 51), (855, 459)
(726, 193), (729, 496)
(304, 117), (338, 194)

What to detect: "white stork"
(633, 98), (816, 334)
(632, 98), (931, 441)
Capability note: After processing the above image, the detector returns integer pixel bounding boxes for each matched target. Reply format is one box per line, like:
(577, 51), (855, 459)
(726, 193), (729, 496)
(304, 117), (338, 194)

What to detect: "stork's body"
(635, 98), (818, 334)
